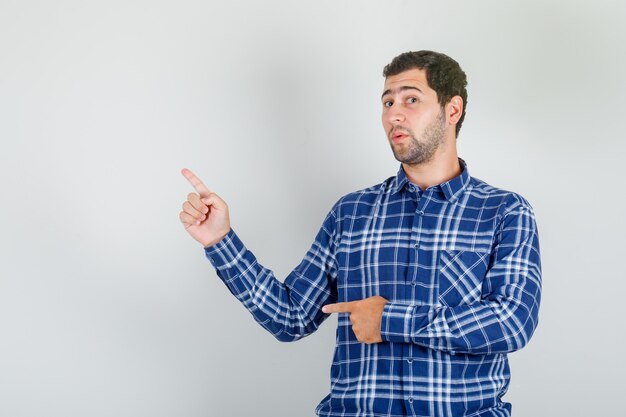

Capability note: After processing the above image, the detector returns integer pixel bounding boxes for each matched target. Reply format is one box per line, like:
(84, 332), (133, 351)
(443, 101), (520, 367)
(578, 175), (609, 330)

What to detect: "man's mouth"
(391, 131), (408, 143)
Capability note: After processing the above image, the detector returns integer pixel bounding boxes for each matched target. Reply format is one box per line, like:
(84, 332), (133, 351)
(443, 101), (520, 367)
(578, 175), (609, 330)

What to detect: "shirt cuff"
(203, 228), (245, 273)
(380, 302), (430, 344)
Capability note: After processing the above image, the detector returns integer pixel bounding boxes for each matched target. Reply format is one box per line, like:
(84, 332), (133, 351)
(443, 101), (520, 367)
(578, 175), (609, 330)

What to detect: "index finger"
(322, 302), (354, 314)
(181, 168), (211, 197)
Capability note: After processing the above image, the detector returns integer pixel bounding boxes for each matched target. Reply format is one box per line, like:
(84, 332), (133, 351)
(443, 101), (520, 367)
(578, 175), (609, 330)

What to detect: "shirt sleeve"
(380, 200), (542, 355)
(203, 206), (339, 342)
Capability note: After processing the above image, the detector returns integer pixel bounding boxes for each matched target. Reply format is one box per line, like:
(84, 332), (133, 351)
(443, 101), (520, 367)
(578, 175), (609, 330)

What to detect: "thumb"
(202, 193), (226, 209)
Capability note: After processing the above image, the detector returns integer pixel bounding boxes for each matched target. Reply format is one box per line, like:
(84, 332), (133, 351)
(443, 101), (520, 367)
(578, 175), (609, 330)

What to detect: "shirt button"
(407, 358), (413, 363)
(408, 397), (413, 403)
(416, 210), (424, 215)
(408, 185), (416, 192)
(411, 281), (417, 287)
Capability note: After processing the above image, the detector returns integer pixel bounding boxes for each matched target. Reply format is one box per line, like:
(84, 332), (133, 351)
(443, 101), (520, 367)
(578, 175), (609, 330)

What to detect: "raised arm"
(179, 168), (339, 342)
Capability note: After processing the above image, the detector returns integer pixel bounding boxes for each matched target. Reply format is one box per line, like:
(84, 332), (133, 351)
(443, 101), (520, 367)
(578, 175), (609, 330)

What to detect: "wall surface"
(1, 1), (624, 416)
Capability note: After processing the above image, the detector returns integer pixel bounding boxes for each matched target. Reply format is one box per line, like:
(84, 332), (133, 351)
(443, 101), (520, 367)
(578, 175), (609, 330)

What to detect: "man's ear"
(446, 96), (464, 126)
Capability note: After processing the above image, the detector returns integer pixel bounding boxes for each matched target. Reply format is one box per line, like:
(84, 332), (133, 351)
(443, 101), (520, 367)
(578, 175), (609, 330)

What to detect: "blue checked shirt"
(204, 158), (541, 417)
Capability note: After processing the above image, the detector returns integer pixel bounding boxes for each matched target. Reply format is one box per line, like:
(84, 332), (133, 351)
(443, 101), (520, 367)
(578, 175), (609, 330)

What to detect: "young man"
(179, 50), (542, 417)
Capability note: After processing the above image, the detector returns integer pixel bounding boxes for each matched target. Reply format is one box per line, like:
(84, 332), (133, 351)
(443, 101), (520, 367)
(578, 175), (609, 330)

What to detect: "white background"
(1, 1), (624, 416)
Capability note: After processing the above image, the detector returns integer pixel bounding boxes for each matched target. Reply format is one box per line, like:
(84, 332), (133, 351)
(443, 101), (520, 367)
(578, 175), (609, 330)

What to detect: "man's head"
(381, 50), (467, 166)
(383, 50), (467, 137)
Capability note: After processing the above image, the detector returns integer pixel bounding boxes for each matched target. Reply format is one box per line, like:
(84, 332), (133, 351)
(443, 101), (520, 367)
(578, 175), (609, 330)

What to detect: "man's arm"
(204, 209), (339, 342)
(379, 201), (541, 355)
(323, 199), (541, 355)
(180, 165), (338, 342)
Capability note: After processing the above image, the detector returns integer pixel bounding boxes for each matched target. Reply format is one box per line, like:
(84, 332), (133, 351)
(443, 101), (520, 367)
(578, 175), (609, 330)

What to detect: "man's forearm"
(205, 206), (339, 342)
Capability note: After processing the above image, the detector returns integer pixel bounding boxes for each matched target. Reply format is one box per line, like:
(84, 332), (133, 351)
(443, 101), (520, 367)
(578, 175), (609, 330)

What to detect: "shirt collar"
(392, 157), (471, 203)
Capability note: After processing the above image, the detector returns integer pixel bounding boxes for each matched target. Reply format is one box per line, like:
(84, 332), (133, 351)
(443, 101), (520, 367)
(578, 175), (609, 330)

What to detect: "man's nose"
(385, 106), (405, 124)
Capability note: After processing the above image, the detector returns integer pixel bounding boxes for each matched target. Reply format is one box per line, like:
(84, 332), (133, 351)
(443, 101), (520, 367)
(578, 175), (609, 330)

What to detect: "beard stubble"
(389, 109), (446, 166)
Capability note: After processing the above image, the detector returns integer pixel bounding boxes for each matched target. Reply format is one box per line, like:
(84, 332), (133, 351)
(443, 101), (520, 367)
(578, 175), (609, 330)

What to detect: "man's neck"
(402, 149), (462, 191)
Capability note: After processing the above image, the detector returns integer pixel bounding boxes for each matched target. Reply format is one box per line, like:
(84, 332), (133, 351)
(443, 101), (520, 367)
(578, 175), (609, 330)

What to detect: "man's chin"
(392, 153), (413, 164)
(393, 151), (431, 166)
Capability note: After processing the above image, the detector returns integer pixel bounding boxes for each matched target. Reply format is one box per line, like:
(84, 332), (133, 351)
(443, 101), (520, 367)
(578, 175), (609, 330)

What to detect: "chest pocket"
(437, 250), (490, 307)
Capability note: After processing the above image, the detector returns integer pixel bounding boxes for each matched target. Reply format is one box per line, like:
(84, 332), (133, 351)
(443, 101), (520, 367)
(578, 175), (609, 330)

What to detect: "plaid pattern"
(205, 158), (541, 417)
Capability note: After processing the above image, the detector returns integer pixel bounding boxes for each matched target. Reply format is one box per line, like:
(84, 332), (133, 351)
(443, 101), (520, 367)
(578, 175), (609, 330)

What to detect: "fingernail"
(322, 306), (328, 313)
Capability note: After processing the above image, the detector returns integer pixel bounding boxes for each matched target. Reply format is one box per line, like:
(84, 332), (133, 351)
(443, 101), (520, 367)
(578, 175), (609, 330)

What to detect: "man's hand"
(322, 296), (388, 344)
(180, 168), (231, 248)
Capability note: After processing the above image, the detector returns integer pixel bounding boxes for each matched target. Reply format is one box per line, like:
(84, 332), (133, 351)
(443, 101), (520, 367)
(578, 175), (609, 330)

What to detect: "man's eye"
(383, 101), (393, 107)
(407, 97), (418, 104)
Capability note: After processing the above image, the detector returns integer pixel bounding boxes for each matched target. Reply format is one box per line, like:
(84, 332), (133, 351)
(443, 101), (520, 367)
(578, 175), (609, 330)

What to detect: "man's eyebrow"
(381, 86), (424, 100)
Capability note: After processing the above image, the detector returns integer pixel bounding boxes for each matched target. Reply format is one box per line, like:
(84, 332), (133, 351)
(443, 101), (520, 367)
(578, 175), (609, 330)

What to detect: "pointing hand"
(179, 168), (231, 248)
(323, 296), (388, 344)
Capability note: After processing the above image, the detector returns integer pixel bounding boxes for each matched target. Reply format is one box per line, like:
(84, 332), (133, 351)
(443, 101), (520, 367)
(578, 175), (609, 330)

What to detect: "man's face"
(381, 68), (447, 165)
